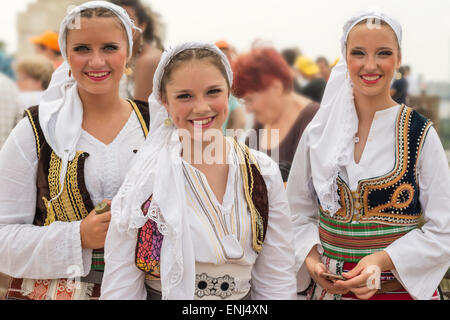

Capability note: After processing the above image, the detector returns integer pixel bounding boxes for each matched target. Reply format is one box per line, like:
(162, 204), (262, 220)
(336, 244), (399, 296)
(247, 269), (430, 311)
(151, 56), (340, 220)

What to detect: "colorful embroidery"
(21, 278), (94, 300)
(319, 106), (432, 262)
(358, 107), (431, 224)
(230, 138), (266, 253)
(135, 197), (163, 278)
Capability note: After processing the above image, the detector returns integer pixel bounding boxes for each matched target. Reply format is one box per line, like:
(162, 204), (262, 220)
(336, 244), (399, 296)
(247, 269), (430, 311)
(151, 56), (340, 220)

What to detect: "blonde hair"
(351, 18), (401, 51)
(15, 56), (54, 89)
(65, 7), (130, 57)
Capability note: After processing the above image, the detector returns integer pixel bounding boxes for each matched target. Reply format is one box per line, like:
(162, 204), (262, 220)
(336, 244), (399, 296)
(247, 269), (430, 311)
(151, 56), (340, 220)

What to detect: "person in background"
(294, 56), (327, 103)
(403, 65), (421, 98)
(30, 30), (63, 69)
(0, 73), (24, 148)
(215, 40), (238, 65)
(14, 56), (54, 108)
(111, 0), (162, 101)
(281, 47), (303, 94)
(316, 56), (332, 82)
(0, 51), (16, 80)
(215, 40), (246, 134)
(233, 47), (319, 183)
(391, 65), (408, 105)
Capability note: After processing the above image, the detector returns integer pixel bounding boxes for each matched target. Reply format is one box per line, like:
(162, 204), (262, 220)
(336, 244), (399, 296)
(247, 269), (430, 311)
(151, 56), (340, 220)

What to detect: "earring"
(68, 69), (72, 77)
(164, 117), (173, 127)
(124, 65), (133, 76)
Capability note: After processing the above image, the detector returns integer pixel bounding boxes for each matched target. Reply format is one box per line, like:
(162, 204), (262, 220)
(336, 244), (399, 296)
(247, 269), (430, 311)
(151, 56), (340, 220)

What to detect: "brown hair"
(15, 56), (54, 89)
(160, 48), (230, 101)
(110, 0), (163, 49)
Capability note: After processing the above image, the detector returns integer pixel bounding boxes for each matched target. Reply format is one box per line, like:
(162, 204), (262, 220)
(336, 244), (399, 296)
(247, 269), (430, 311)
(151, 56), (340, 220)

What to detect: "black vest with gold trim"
(318, 106), (433, 262)
(24, 99), (149, 271)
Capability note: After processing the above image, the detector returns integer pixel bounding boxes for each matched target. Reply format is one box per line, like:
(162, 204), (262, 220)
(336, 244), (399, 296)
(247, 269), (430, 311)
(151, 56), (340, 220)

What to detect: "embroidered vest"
(318, 106), (433, 262)
(135, 139), (269, 278)
(25, 99), (149, 271)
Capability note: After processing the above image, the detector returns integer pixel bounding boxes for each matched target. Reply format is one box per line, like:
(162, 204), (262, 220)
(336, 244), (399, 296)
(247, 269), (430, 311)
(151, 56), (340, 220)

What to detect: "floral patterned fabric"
(135, 198), (163, 278)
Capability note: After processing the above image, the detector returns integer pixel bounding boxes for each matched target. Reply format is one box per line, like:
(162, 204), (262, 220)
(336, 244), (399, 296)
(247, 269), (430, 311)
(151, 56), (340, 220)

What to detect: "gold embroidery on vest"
(319, 179), (353, 223)
(321, 106), (429, 226)
(229, 138), (264, 253)
(24, 109), (41, 159)
(414, 121), (433, 182)
(43, 151), (90, 225)
(128, 99), (149, 137)
(359, 107), (421, 225)
(369, 183), (414, 213)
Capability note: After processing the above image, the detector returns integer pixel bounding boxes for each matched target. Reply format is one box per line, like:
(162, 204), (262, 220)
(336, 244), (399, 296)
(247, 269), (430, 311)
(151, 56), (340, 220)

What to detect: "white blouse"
(0, 111), (145, 279)
(287, 105), (450, 300)
(100, 143), (297, 300)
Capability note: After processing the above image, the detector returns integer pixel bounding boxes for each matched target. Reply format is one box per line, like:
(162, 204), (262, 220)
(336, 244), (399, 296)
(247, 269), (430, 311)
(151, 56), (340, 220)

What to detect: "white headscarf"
(307, 9), (402, 216)
(110, 42), (232, 300)
(38, 1), (139, 204)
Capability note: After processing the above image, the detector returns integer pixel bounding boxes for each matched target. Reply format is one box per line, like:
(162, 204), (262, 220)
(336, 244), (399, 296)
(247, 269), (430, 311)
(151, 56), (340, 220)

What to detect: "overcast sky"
(1, 0), (450, 82)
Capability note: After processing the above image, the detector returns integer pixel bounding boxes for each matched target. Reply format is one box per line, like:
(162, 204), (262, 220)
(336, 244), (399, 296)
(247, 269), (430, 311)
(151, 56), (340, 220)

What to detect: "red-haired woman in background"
(233, 47), (319, 183)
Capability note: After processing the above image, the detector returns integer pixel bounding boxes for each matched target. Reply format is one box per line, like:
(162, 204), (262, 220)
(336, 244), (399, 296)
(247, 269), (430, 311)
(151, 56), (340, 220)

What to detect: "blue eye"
(74, 45), (90, 52)
(351, 50), (364, 56)
(104, 44), (119, 51)
(207, 88), (222, 95)
(177, 93), (192, 100)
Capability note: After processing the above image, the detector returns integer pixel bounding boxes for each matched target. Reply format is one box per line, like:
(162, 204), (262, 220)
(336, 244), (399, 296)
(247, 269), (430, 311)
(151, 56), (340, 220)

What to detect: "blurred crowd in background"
(0, 0), (432, 152)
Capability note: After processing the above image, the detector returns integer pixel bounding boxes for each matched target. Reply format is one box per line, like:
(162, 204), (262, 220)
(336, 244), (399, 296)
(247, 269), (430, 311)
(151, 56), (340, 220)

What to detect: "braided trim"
(24, 109), (41, 159)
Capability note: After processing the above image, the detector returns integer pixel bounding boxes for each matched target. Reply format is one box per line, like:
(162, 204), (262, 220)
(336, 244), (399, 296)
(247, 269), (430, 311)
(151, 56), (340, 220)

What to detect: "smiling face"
(346, 21), (401, 100)
(66, 16), (129, 98)
(162, 58), (229, 142)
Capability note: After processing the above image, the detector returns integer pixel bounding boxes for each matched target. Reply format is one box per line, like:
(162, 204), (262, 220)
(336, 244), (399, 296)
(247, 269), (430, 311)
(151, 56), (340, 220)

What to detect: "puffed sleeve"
(286, 131), (323, 292)
(384, 126), (450, 300)
(250, 150), (297, 300)
(0, 118), (92, 279)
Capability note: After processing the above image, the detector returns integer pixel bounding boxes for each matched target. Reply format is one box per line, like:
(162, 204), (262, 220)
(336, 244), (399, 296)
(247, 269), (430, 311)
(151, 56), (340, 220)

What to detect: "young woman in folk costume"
(0, 1), (150, 300)
(100, 42), (297, 300)
(287, 9), (450, 300)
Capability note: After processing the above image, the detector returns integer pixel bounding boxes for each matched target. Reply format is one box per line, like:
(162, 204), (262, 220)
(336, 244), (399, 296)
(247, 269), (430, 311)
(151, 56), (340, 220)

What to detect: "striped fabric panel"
(319, 214), (417, 262)
(320, 213), (417, 236)
(91, 249), (104, 271)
